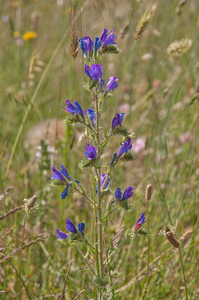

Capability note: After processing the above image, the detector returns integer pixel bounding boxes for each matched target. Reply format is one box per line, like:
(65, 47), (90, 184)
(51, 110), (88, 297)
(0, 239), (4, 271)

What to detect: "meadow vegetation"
(0, 0), (199, 299)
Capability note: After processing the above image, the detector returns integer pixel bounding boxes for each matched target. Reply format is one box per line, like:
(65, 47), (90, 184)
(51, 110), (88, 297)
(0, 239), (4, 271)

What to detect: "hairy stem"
(95, 91), (103, 281)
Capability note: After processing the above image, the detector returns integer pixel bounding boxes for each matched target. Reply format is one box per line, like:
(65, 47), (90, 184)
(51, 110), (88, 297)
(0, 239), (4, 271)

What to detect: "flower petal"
(78, 223), (85, 234)
(66, 219), (77, 233)
(56, 228), (68, 239)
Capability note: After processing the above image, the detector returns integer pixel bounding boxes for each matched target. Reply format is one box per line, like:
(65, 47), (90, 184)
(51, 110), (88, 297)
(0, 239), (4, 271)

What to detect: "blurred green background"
(0, 0), (199, 299)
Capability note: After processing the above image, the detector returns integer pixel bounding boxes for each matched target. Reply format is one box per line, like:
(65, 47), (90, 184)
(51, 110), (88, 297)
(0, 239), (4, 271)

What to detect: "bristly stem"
(178, 246), (188, 300)
(95, 89), (104, 286)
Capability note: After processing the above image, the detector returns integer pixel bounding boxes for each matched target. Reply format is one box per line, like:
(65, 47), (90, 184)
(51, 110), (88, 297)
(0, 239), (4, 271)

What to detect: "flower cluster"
(51, 164), (79, 199)
(79, 28), (117, 59)
(56, 218), (85, 240)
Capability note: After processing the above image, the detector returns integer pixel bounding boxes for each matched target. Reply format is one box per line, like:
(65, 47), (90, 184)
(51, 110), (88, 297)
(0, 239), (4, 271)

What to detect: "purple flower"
(96, 174), (110, 194)
(132, 138), (145, 153)
(66, 219), (85, 234)
(115, 188), (122, 200)
(52, 164), (79, 199)
(100, 28), (117, 46)
(100, 29), (108, 42)
(122, 186), (134, 200)
(52, 166), (65, 181)
(112, 113), (125, 129)
(99, 77), (105, 90)
(61, 183), (71, 199)
(95, 37), (102, 52)
(79, 36), (94, 57)
(84, 64), (103, 81)
(78, 223), (85, 234)
(100, 174), (110, 190)
(64, 100), (83, 116)
(106, 76), (119, 92)
(135, 213), (146, 231)
(84, 108), (95, 123)
(56, 228), (68, 240)
(66, 219), (77, 233)
(110, 153), (117, 166)
(61, 164), (70, 180)
(85, 144), (97, 160)
(119, 138), (133, 157)
(114, 186), (134, 203)
(103, 29), (117, 46)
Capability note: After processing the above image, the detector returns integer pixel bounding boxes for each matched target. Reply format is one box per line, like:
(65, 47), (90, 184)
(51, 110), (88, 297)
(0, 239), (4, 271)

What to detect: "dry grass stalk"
(0, 186), (14, 201)
(113, 224), (124, 248)
(145, 183), (152, 200)
(0, 226), (16, 241)
(70, 29), (79, 59)
(165, 226), (180, 248)
(180, 229), (192, 241)
(60, 260), (73, 300)
(0, 234), (50, 263)
(119, 23), (130, 39)
(73, 289), (85, 300)
(0, 205), (24, 221)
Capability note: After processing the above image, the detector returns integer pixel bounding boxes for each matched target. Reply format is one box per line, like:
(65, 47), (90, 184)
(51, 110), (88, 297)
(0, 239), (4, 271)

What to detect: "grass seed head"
(70, 29), (79, 60)
(165, 226), (180, 248)
(166, 38), (192, 58)
(145, 183), (152, 201)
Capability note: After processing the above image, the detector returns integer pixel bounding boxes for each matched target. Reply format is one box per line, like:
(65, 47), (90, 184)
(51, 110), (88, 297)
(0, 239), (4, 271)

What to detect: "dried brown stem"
(0, 205), (24, 221)
(0, 234), (50, 263)
(60, 260), (73, 300)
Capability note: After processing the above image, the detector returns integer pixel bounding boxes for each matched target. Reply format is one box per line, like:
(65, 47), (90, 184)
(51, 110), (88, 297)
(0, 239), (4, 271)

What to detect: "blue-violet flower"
(112, 113), (125, 129)
(115, 188), (122, 200)
(118, 138), (133, 157)
(84, 64), (103, 81)
(52, 164), (79, 199)
(85, 144), (97, 160)
(95, 37), (102, 52)
(106, 76), (119, 92)
(66, 218), (85, 234)
(100, 28), (117, 46)
(79, 36), (94, 57)
(56, 228), (68, 240)
(135, 213), (146, 231)
(122, 186), (134, 200)
(64, 100), (83, 116)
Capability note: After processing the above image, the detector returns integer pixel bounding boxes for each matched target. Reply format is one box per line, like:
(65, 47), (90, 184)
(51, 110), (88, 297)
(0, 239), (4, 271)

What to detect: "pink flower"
(179, 131), (194, 144)
(132, 138), (145, 153)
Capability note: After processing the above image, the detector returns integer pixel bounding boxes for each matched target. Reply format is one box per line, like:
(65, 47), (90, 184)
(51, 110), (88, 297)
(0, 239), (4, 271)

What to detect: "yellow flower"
(13, 31), (21, 38)
(22, 31), (37, 41)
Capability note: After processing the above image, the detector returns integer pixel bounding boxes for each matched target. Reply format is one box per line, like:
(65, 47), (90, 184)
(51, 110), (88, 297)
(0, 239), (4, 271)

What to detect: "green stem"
(95, 91), (103, 281)
(178, 246), (188, 300)
(75, 245), (95, 276)
(105, 235), (132, 265)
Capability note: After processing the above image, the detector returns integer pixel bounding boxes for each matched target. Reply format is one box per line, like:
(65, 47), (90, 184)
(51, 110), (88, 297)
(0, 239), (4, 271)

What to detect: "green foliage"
(101, 44), (122, 55)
